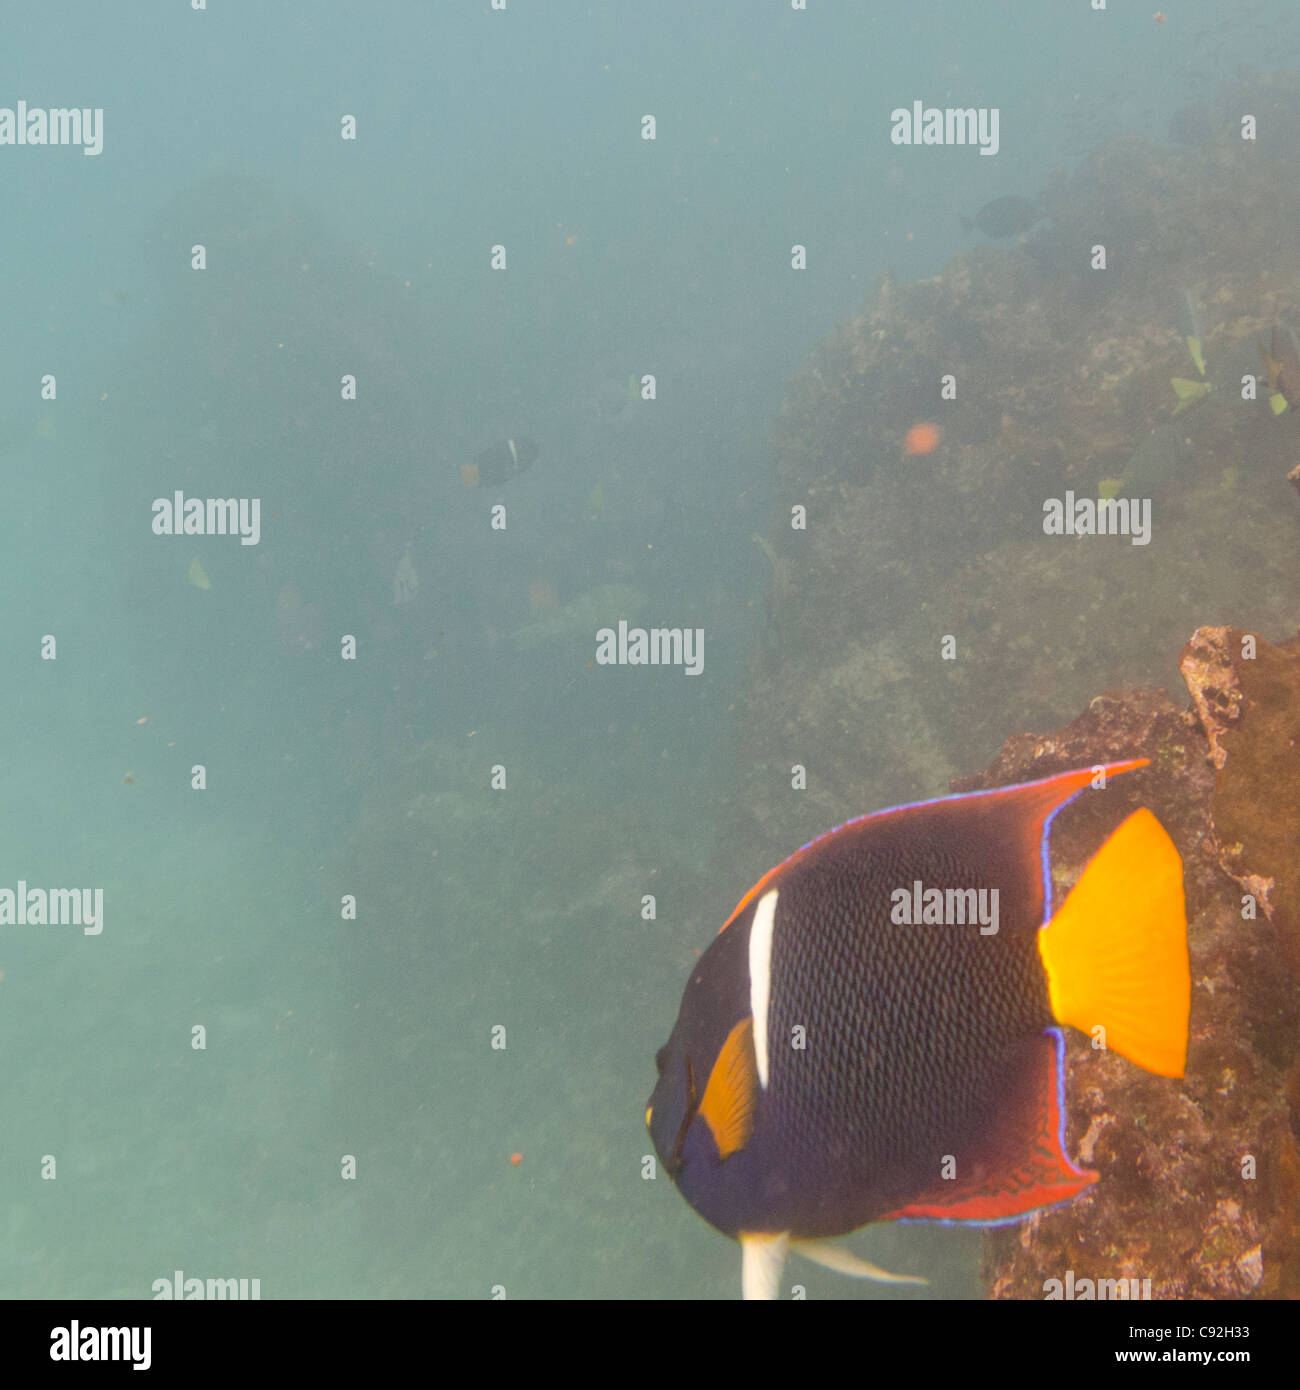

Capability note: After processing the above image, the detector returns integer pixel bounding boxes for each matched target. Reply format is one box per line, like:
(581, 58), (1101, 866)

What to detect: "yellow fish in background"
(1170, 377), (1211, 415)
(187, 557), (211, 590)
(1176, 291), (1206, 378)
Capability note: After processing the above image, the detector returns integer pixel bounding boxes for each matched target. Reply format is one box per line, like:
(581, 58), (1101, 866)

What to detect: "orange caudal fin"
(1038, 808), (1189, 1077)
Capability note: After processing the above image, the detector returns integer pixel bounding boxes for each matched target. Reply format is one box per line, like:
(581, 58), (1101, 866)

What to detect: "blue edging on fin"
(896, 1028), (1091, 1230)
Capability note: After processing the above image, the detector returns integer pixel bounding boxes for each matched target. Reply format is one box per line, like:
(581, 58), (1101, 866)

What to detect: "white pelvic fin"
(740, 1232), (790, 1300)
(790, 1238), (928, 1286)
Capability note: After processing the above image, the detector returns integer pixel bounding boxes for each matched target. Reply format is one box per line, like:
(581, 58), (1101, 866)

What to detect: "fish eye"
(654, 1045), (668, 1075)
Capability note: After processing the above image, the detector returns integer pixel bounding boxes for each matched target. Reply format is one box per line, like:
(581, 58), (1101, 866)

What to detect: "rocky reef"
(970, 627), (1300, 1299)
(744, 70), (1300, 849)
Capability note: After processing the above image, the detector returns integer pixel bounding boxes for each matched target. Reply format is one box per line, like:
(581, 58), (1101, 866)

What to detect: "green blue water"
(1, 1), (1296, 1300)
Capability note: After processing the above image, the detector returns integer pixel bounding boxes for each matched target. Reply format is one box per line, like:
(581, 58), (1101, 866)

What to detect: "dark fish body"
(657, 792), (1054, 1237)
(647, 761), (1189, 1295)
(960, 195), (1042, 238)
(463, 435), (538, 488)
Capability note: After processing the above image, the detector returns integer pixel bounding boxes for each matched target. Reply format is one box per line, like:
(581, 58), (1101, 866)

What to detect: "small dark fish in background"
(461, 435), (539, 488)
(646, 759), (1189, 1298)
(960, 195), (1043, 239)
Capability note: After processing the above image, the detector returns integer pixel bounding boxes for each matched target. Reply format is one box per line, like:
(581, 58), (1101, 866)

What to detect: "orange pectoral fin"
(698, 1017), (758, 1160)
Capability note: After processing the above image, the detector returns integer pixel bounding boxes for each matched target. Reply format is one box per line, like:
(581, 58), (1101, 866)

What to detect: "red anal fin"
(883, 1030), (1097, 1223)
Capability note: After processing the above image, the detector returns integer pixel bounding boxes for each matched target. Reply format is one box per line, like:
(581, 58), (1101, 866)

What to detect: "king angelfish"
(646, 760), (1188, 1299)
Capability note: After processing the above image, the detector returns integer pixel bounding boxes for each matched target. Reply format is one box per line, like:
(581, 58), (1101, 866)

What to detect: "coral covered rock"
(975, 638), (1300, 1299)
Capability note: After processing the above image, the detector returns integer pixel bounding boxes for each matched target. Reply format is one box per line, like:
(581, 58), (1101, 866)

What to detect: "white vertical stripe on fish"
(749, 889), (778, 1090)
